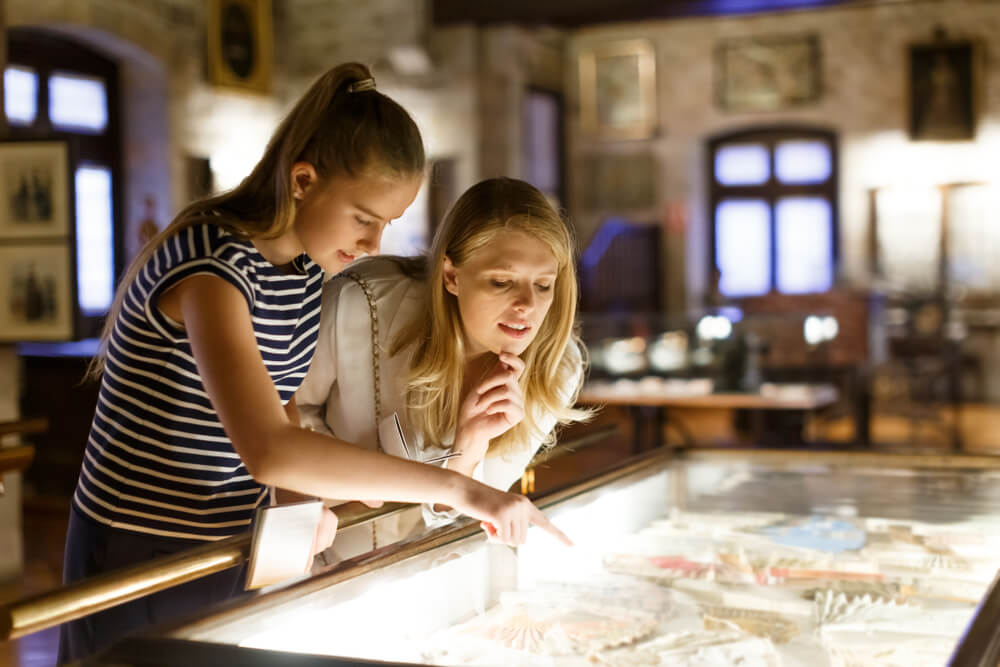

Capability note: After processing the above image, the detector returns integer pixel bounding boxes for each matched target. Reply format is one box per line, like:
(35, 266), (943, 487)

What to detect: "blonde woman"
(298, 177), (590, 558)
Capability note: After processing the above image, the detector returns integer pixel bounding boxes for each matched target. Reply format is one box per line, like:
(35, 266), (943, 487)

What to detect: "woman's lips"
(337, 250), (356, 263)
(499, 322), (531, 338)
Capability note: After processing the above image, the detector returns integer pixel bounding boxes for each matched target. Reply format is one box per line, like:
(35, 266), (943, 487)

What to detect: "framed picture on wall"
(0, 243), (74, 341)
(0, 141), (70, 240)
(715, 34), (821, 112)
(579, 39), (657, 140)
(206, 0), (273, 94)
(909, 40), (976, 141)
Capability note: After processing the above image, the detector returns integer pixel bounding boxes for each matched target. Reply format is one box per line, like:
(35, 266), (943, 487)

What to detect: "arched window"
(5, 27), (122, 338)
(708, 127), (838, 299)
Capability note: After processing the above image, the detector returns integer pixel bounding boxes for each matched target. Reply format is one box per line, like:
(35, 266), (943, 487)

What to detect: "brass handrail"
(681, 448), (1000, 469)
(0, 417), (49, 438)
(0, 428), (621, 641)
(0, 533), (250, 641)
(0, 445), (35, 476)
(0, 501), (406, 641)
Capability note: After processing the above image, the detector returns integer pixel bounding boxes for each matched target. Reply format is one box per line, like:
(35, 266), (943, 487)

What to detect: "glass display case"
(101, 450), (1000, 666)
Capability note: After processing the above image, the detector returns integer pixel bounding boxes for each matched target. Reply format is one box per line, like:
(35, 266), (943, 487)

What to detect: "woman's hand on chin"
(453, 352), (526, 475)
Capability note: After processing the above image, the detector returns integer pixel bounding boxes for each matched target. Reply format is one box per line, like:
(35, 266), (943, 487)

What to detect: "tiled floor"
(5, 403), (1000, 667)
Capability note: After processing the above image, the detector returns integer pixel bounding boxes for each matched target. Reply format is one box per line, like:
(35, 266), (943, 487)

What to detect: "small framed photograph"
(0, 141), (70, 240)
(579, 39), (657, 140)
(909, 40), (976, 141)
(206, 0), (273, 94)
(0, 243), (74, 341)
(716, 34), (821, 112)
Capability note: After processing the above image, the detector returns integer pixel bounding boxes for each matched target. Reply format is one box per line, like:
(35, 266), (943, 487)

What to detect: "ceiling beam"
(432, 0), (851, 26)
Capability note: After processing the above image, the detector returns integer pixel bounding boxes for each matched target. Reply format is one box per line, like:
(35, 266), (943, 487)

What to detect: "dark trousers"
(57, 506), (246, 665)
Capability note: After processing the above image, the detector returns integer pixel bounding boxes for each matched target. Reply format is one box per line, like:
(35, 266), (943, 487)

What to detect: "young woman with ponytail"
(59, 64), (569, 662)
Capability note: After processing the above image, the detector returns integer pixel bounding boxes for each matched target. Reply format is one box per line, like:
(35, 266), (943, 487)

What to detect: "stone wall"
(0, 0), (24, 581)
(566, 0), (1000, 312)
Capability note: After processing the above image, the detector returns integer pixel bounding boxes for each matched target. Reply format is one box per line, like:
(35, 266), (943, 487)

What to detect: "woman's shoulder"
(330, 256), (424, 294)
(345, 255), (425, 281)
(322, 256), (424, 312)
(158, 217), (254, 260)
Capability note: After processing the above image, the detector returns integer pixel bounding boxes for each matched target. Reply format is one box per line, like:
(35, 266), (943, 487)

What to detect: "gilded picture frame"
(0, 141), (70, 241)
(909, 40), (976, 141)
(579, 39), (657, 141)
(716, 33), (821, 112)
(206, 0), (273, 95)
(0, 243), (74, 341)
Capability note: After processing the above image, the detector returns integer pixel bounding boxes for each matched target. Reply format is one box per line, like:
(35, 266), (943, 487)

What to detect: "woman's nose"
(513, 285), (535, 311)
(357, 228), (381, 254)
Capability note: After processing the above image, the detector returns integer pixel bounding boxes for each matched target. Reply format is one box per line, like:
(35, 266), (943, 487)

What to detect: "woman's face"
(444, 229), (559, 357)
(292, 166), (421, 273)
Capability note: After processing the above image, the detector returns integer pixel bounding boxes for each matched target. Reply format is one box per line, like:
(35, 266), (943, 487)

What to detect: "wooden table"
(578, 382), (839, 450)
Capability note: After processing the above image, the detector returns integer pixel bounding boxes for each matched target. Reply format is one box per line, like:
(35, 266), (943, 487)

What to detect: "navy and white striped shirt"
(73, 221), (324, 540)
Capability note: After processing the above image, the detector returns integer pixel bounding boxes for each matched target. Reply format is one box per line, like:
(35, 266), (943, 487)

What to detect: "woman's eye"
(491, 280), (511, 289)
(536, 284), (553, 292)
(355, 215), (374, 226)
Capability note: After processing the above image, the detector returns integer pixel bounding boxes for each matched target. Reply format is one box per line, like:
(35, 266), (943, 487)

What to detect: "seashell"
(699, 605), (800, 643)
(603, 552), (717, 583)
(594, 630), (781, 667)
(801, 580), (907, 603)
(814, 591), (911, 625)
(815, 590), (972, 639)
(822, 633), (959, 667)
(454, 603), (657, 656)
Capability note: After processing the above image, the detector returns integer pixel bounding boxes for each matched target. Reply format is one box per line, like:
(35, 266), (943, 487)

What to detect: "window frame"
(7, 27), (123, 338)
(707, 126), (839, 298)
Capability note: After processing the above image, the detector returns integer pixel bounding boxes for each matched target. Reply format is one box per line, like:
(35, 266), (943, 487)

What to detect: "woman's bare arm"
(159, 273), (570, 545)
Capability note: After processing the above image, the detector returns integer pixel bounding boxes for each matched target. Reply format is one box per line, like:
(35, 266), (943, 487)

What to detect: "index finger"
(498, 352), (526, 380)
(529, 507), (573, 547)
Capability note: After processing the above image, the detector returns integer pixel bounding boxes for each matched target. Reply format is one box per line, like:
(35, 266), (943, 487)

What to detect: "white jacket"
(296, 257), (571, 558)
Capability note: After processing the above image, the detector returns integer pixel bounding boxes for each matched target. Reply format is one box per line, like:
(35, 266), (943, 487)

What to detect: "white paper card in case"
(246, 499), (323, 590)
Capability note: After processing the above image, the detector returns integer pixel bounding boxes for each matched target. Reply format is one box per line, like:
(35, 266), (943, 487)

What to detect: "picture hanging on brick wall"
(206, 0), (273, 94)
(0, 243), (74, 341)
(0, 141), (69, 241)
(715, 33), (821, 112)
(909, 40), (976, 141)
(579, 39), (657, 140)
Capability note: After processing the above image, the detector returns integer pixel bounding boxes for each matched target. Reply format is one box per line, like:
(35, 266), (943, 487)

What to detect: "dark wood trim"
(523, 85), (567, 209)
(432, 0), (852, 26)
(707, 125), (839, 297)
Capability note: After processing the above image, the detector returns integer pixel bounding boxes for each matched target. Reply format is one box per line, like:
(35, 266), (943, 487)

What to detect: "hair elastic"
(348, 78), (377, 93)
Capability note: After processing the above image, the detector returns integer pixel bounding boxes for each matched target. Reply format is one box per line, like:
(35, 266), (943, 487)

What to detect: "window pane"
(522, 91), (560, 197)
(714, 143), (769, 186)
(776, 197), (834, 294)
(49, 72), (108, 133)
(75, 166), (115, 316)
(716, 199), (771, 297)
(875, 187), (942, 292)
(5, 66), (38, 126)
(775, 140), (832, 184)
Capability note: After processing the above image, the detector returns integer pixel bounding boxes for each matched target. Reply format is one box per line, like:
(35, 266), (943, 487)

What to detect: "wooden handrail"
(0, 445), (35, 476)
(0, 417), (49, 438)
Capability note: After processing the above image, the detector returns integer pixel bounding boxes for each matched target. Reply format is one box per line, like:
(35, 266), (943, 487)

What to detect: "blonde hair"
(393, 178), (591, 459)
(88, 62), (424, 379)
